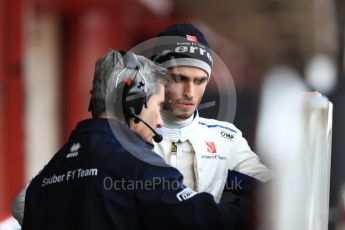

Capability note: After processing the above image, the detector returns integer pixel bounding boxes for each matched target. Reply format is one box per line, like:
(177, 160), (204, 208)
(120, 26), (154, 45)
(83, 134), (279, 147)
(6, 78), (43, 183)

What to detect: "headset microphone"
(129, 108), (163, 143)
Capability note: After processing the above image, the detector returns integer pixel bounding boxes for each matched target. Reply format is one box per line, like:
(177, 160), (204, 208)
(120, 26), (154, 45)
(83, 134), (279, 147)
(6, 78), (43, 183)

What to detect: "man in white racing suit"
(152, 23), (272, 203)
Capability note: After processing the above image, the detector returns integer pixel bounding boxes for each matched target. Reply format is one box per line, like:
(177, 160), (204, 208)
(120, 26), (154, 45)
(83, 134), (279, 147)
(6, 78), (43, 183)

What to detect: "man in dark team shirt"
(20, 50), (250, 230)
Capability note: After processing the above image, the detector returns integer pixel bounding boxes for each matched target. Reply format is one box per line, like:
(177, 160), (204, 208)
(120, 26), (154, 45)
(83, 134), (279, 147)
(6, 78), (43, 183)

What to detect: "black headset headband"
(119, 50), (140, 70)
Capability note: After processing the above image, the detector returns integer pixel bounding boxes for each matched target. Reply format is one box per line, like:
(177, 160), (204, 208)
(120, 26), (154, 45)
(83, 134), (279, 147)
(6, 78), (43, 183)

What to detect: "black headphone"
(117, 50), (147, 120)
(117, 51), (163, 142)
(89, 50), (163, 143)
(88, 50), (147, 120)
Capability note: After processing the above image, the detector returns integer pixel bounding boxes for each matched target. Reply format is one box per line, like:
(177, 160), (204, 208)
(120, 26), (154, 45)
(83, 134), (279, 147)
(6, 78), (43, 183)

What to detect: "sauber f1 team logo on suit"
(205, 141), (216, 153)
(202, 141), (225, 160)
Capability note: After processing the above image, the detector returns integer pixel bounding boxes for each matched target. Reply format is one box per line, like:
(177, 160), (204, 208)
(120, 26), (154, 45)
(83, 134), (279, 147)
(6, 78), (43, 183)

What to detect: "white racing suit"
(153, 111), (272, 202)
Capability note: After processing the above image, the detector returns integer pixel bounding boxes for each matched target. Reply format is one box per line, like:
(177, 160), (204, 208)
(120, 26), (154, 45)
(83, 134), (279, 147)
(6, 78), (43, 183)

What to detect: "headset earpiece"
(121, 78), (146, 119)
(119, 51), (148, 120)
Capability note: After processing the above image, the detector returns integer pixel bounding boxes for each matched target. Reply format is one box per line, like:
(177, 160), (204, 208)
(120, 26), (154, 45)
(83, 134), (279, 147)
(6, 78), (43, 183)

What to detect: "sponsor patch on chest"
(220, 131), (234, 141)
(202, 141), (226, 160)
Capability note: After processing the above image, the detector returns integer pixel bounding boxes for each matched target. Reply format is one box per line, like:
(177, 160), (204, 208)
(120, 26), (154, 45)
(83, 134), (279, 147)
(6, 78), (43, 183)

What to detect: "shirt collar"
(161, 110), (194, 129)
(156, 111), (200, 142)
(70, 118), (154, 150)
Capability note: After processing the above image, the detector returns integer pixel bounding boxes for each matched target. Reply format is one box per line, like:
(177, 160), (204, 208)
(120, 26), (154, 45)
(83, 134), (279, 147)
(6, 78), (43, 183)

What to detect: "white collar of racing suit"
(157, 111), (200, 142)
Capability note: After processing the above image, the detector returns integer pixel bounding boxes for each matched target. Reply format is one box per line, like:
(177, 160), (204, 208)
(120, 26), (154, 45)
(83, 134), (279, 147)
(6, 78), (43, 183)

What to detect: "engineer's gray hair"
(90, 50), (169, 118)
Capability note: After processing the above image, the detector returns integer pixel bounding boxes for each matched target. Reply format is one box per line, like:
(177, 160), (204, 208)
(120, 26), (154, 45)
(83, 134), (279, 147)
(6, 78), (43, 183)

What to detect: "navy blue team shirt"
(22, 118), (251, 230)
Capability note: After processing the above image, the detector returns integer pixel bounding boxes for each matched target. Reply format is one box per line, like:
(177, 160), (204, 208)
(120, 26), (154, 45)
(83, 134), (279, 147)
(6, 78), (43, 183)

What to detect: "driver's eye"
(194, 78), (207, 85)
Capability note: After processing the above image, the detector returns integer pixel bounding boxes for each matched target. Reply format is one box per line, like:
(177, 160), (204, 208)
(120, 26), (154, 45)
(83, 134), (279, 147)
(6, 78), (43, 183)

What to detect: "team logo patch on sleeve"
(177, 187), (197, 201)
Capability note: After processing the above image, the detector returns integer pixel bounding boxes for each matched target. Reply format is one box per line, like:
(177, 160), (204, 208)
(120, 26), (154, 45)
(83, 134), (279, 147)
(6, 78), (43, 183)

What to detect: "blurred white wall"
(256, 66), (333, 230)
(24, 13), (61, 180)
